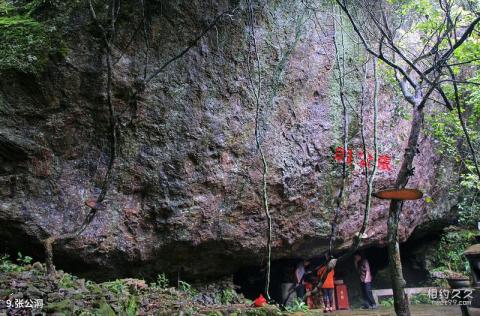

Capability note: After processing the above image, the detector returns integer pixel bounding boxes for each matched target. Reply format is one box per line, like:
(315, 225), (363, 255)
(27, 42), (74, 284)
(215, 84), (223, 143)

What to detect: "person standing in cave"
(354, 253), (377, 309)
(318, 254), (336, 312)
(295, 260), (309, 300)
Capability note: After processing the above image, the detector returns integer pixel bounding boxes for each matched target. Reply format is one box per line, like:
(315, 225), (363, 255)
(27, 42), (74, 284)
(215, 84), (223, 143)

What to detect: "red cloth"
(254, 294), (267, 307)
(318, 265), (335, 289)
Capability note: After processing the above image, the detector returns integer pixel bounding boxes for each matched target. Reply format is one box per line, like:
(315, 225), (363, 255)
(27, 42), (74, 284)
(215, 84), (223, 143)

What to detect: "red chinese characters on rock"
(334, 147), (353, 165)
(377, 154), (393, 171)
(334, 147), (393, 172)
(357, 151), (374, 168)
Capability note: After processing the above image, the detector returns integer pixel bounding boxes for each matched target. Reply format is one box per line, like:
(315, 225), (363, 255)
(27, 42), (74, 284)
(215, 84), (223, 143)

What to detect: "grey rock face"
(0, 1), (456, 280)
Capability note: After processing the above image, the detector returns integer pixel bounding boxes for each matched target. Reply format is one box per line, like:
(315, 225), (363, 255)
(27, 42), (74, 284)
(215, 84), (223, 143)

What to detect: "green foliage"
(0, 0), (76, 73)
(460, 164), (480, 191)
(426, 104), (480, 227)
(219, 288), (239, 304)
(96, 298), (116, 316)
(432, 277), (448, 288)
(379, 61), (398, 87)
(98, 279), (140, 315)
(212, 287), (241, 305)
(59, 273), (77, 289)
(381, 0), (480, 207)
(0, 0), (13, 15)
(152, 272), (169, 289)
(122, 294), (139, 316)
(16, 252), (32, 265)
(379, 296), (394, 307)
(425, 108), (465, 157)
(0, 254), (23, 272)
(388, 0), (478, 55)
(410, 293), (432, 305)
(424, 52), (480, 227)
(458, 162), (480, 227)
(1, 252), (33, 272)
(458, 194), (480, 228)
(0, 1), (50, 73)
(3, 256), (255, 314)
(433, 230), (476, 275)
(46, 299), (74, 314)
(103, 279), (127, 295)
(86, 280), (103, 295)
(284, 298), (309, 313)
(179, 280), (198, 298)
(394, 103), (412, 121)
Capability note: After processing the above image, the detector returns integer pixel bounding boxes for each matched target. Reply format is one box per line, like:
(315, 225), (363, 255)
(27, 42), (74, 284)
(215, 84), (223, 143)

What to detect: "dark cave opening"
(233, 256), (334, 304)
(233, 243), (431, 306)
(400, 233), (439, 286)
(233, 258), (298, 303)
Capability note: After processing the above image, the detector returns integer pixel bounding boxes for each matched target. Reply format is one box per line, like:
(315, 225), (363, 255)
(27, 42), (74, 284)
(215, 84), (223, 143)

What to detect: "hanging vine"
(351, 57), (379, 251)
(304, 6), (380, 292)
(43, 0), (120, 276)
(42, 0), (238, 276)
(246, 0), (272, 300)
(329, 4), (349, 255)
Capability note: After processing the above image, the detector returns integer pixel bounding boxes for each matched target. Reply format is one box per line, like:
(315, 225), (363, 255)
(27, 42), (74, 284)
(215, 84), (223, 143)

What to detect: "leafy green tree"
(335, 0), (480, 314)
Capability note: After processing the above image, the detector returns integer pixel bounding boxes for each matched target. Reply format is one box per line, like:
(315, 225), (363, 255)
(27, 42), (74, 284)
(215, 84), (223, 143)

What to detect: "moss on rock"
(0, 0), (69, 74)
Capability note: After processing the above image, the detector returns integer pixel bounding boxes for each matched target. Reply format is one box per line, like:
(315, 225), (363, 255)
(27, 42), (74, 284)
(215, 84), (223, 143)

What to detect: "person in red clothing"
(318, 254), (335, 312)
(304, 281), (314, 309)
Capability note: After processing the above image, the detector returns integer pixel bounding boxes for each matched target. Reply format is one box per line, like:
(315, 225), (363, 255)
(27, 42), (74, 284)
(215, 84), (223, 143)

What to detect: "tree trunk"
(388, 199), (409, 315)
(387, 105), (423, 316)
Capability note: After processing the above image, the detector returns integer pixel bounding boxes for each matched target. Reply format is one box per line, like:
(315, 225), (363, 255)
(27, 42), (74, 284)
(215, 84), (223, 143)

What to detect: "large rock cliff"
(0, 0), (458, 280)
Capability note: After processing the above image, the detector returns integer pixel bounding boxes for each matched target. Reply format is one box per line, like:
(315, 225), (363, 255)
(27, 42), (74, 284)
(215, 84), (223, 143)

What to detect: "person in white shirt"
(294, 260), (309, 300)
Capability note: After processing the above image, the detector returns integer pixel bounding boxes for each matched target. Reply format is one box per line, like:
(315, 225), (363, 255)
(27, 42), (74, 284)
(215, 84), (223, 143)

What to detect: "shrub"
(433, 230), (476, 275)
(103, 279), (127, 295)
(0, 254), (22, 272)
(284, 298), (309, 313)
(410, 293), (432, 305)
(58, 273), (77, 289)
(380, 297), (394, 307)
(179, 280), (198, 298)
(1, 252), (33, 272)
(220, 288), (239, 304)
(16, 252), (32, 265)
(153, 273), (169, 289)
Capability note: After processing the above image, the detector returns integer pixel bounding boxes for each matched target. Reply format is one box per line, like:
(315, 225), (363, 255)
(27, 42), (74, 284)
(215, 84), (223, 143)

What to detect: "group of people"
(293, 252), (377, 311)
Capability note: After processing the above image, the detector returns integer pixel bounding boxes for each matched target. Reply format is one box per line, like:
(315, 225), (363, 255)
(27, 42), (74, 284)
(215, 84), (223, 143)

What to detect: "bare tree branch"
(424, 15), (480, 75)
(144, 7), (238, 85)
(335, 0), (417, 88)
(447, 65), (480, 179)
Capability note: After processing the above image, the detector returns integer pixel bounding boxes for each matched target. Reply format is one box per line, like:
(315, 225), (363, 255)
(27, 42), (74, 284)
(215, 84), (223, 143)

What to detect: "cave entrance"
(333, 246), (390, 307)
(233, 243), (430, 306)
(335, 244), (432, 307)
(233, 256), (336, 304)
(233, 258), (303, 304)
(232, 253), (386, 305)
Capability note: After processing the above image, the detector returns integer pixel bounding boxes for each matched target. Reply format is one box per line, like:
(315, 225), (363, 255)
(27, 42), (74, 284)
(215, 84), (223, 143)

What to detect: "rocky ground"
(0, 255), (467, 315)
(0, 255), (284, 316)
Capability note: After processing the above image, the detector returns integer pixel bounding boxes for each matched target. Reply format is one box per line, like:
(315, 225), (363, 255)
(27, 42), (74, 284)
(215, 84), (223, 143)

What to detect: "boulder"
(0, 0), (457, 281)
